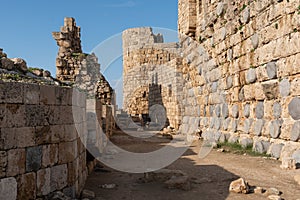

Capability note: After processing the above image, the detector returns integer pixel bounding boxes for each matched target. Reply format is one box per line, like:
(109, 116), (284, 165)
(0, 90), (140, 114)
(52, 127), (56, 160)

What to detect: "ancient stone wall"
(0, 82), (87, 199)
(177, 0), (300, 159)
(122, 28), (184, 128)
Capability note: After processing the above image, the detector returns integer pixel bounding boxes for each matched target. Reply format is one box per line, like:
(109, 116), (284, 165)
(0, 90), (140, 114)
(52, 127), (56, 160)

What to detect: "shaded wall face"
(0, 82), (87, 199)
(177, 0), (300, 157)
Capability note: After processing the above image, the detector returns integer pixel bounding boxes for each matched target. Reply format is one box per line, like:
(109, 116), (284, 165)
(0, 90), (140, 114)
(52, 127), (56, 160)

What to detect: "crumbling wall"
(178, 0), (300, 159)
(0, 81), (87, 199)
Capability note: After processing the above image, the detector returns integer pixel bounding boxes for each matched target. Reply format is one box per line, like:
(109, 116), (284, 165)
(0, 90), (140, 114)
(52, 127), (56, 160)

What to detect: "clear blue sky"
(0, 0), (178, 107)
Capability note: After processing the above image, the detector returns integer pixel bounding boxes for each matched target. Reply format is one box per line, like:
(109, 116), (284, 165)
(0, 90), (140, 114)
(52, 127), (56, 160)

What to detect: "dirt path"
(84, 130), (300, 200)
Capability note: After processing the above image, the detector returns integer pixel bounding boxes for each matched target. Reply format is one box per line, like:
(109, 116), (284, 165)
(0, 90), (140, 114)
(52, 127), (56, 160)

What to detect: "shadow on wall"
(149, 83), (170, 129)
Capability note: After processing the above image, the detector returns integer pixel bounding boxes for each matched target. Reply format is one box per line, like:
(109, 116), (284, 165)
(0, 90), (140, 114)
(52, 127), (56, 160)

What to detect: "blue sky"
(0, 0), (178, 107)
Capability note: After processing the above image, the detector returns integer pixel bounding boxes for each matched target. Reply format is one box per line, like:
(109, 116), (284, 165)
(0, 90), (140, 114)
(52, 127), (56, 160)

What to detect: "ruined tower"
(52, 17), (83, 82)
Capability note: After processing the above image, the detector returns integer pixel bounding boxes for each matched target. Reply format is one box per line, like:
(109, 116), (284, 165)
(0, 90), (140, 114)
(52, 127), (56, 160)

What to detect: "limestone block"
(288, 97), (300, 120)
(246, 68), (257, 84)
(0, 57), (14, 70)
(58, 141), (78, 164)
(266, 62), (277, 79)
(40, 85), (56, 105)
(17, 172), (36, 200)
(6, 104), (26, 128)
(7, 148), (26, 177)
(292, 149), (300, 164)
(269, 120), (282, 139)
(279, 78), (290, 97)
(262, 80), (279, 100)
(243, 103), (251, 118)
(50, 164), (68, 192)
(273, 102), (282, 118)
(253, 140), (270, 154)
(229, 178), (249, 194)
(24, 84), (40, 104)
(11, 58), (27, 72)
(251, 33), (259, 49)
(244, 84), (255, 101)
(290, 121), (300, 142)
(15, 127), (35, 148)
(37, 168), (51, 196)
(290, 77), (300, 96)
(255, 83), (266, 100)
(0, 151), (7, 178)
(42, 144), (58, 168)
(25, 105), (46, 127)
(280, 157), (296, 170)
(26, 146), (42, 172)
(280, 119), (294, 140)
(0, 177), (17, 200)
(222, 103), (229, 118)
(269, 143), (284, 159)
(255, 101), (264, 119)
(239, 136), (253, 148)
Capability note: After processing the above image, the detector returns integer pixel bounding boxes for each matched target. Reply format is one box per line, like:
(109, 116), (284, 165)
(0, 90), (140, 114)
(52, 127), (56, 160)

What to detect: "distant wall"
(0, 82), (87, 199)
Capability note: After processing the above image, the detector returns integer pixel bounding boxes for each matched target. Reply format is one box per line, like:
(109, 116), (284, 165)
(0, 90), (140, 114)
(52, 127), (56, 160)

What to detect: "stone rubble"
(229, 178), (250, 194)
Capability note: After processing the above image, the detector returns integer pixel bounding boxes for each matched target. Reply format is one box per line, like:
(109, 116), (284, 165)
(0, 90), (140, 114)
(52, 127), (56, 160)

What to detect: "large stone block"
(0, 151), (7, 178)
(0, 177), (17, 200)
(290, 78), (300, 96)
(40, 85), (56, 105)
(25, 105), (46, 127)
(273, 102), (282, 118)
(58, 141), (78, 164)
(0, 128), (17, 150)
(279, 78), (290, 97)
(0, 82), (23, 103)
(290, 121), (300, 142)
(255, 101), (264, 119)
(269, 143), (284, 159)
(246, 68), (257, 84)
(15, 127), (35, 148)
(24, 84), (40, 105)
(7, 148), (26, 177)
(17, 172), (36, 200)
(6, 104), (26, 128)
(288, 97), (300, 120)
(26, 146), (42, 172)
(261, 80), (279, 100)
(42, 144), (58, 168)
(50, 164), (68, 192)
(37, 168), (51, 196)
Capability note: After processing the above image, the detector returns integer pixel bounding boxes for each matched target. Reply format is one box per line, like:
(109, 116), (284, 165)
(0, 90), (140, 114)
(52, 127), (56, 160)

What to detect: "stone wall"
(0, 82), (87, 199)
(123, 0), (300, 160)
(177, 0), (300, 159)
(122, 28), (184, 128)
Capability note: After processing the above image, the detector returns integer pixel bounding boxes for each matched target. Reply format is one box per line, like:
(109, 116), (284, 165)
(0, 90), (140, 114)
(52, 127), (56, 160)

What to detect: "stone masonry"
(123, 0), (300, 160)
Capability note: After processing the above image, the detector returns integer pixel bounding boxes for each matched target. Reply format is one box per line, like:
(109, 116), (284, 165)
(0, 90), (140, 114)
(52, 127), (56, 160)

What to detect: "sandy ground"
(83, 130), (300, 200)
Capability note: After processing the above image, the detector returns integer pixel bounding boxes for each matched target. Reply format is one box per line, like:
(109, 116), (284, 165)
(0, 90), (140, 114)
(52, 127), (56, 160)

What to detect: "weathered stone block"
(266, 62), (277, 79)
(253, 140), (270, 154)
(7, 148), (26, 177)
(0, 82), (23, 103)
(290, 78), (300, 96)
(290, 121), (300, 142)
(253, 81), (265, 99)
(24, 84), (40, 104)
(42, 144), (58, 168)
(243, 103), (251, 118)
(269, 143), (284, 159)
(291, 149), (300, 164)
(231, 104), (239, 118)
(0, 151), (7, 178)
(15, 127), (35, 148)
(6, 104), (26, 128)
(273, 102), (282, 118)
(251, 33), (259, 49)
(0, 104), (6, 128)
(288, 97), (300, 120)
(58, 141), (78, 164)
(222, 103), (229, 118)
(255, 101), (264, 119)
(246, 68), (257, 84)
(25, 105), (46, 127)
(40, 85), (56, 105)
(279, 78), (290, 97)
(17, 172), (36, 200)
(37, 168), (51, 196)
(50, 164), (68, 192)
(26, 146), (42, 172)
(0, 177), (17, 200)
(262, 80), (279, 100)
(269, 120), (282, 139)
